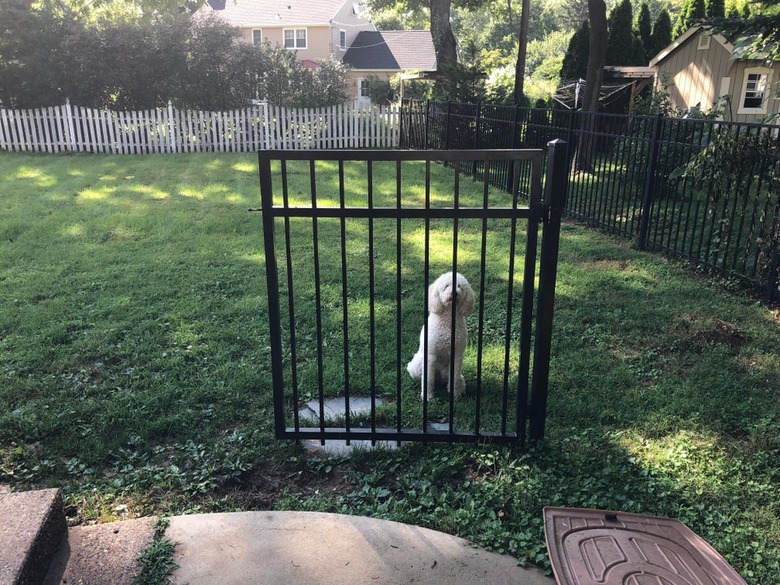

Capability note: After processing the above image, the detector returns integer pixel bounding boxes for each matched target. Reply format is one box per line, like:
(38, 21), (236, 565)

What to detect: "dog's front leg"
(422, 357), (437, 401)
(450, 344), (466, 397)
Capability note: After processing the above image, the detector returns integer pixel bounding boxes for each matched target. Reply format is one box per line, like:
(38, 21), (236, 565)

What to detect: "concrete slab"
(166, 511), (554, 585)
(0, 488), (66, 585)
(297, 397), (388, 424)
(43, 517), (157, 585)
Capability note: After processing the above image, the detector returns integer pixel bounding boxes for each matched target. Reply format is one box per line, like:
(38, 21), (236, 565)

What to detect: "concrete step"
(165, 511), (555, 585)
(43, 517), (156, 585)
(0, 489), (67, 585)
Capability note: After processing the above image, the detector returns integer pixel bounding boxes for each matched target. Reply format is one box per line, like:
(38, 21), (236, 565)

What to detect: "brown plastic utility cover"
(543, 507), (747, 585)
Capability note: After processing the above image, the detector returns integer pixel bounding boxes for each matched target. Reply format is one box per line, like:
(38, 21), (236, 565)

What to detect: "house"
(200, 1), (437, 108)
(342, 30), (437, 107)
(199, 0), (376, 98)
(650, 25), (780, 123)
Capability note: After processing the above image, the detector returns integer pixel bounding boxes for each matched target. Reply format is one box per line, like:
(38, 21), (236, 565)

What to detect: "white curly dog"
(407, 272), (475, 400)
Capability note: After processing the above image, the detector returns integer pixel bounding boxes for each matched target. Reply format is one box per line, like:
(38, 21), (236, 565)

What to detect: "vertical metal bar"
(424, 100), (430, 150)
(506, 106), (520, 192)
(259, 153), (286, 438)
(444, 101), (451, 150)
(280, 160), (300, 435)
(310, 160), (326, 443)
(502, 164), (520, 436)
(422, 160), (431, 428)
(339, 160), (351, 439)
(396, 160), (403, 436)
(638, 114), (662, 250)
(367, 160), (377, 441)
(472, 103), (482, 177)
(475, 161), (490, 436)
(449, 161), (461, 434)
(529, 139), (568, 442)
(517, 155), (543, 444)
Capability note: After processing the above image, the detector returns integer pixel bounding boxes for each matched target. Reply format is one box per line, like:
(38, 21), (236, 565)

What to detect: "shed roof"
(342, 30), (437, 71)
(649, 25), (734, 67)
(202, 0), (358, 27)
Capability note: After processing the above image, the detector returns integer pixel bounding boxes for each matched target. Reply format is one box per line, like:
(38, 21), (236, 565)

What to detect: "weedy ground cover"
(1, 153), (778, 582)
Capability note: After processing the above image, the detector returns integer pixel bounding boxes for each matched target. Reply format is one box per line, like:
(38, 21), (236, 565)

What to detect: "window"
(339, 29), (347, 51)
(739, 68), (771, 114)
(360, 78), (370, 98)
(284, 28), (307, 49)
(252, 29), (262, 46)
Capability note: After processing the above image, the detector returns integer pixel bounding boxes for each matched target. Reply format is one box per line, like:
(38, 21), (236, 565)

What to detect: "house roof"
(202, 0), (358, 27)
(342, 31), (437, 71)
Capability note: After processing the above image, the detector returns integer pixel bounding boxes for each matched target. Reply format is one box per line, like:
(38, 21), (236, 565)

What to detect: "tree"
(649, 8), (673, 57)
(705, 0), (725, 18)
(706, 0), (780, 60)
(577, 0), (608, 171)
(673, 0), (706, 38)
(513, 0), (531, 104)
(0, 1), (349, 109)
(430, 0), (458, 70)
(635, 1), (652, 62)
(606, 0), (641, 65)
(583, 0), (607, 114)
(560, 19), (590, 80)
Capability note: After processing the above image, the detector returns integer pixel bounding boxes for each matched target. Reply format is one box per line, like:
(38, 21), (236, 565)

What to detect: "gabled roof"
(649, 25), (734, 67)
(202, 0), (358, 27)
(342, 31), (437, 71)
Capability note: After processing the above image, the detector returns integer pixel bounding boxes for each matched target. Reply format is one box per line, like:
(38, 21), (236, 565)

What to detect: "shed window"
(697, 35), (711, 50)
(739, 68), (771, 114)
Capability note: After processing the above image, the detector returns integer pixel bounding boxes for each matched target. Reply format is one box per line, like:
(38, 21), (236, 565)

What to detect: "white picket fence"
(0, 101), (401, 154)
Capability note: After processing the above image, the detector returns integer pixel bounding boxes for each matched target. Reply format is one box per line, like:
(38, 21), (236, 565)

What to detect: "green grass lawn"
(1, 152), (779, 582)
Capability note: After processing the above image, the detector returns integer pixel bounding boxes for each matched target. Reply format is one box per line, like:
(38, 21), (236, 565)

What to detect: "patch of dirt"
(690, 319), (746, 347)
(676, 317), (747, 349)
(576, 259), (630, 271)
(225, 459), (355, 510)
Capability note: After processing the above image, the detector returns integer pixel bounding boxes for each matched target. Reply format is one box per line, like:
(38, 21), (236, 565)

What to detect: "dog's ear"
(457, 283), (475, 316)
(428, 280), (445, 314)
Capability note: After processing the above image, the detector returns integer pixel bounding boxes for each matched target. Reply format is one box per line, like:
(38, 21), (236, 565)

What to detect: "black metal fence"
(401, 100), (780, 302)
(260, 144), (568, 445)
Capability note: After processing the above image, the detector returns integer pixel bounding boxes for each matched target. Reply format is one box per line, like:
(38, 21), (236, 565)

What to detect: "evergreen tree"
(649, 8), (673, 57)
(560, 19), (589, 80)
(673, 0), (706, 38)
(706, 0), (725, 17)
(635, 1), (652, 62)
(606, 0), (642, 65)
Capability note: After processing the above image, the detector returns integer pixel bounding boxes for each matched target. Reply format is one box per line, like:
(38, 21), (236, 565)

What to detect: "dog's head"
(428, 271), (475, 316)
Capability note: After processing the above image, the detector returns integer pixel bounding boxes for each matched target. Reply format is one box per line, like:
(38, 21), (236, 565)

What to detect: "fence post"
(529, 139), (568, 442)
(259, 152), (286, 438)
(638, 113), (663, 250)
(167, 101), (177, 153)
(767, 219), (780, 303)
(64, 99), (77, 152)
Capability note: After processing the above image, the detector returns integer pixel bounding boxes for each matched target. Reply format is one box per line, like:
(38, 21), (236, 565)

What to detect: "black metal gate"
(260, 142), (568, 446)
